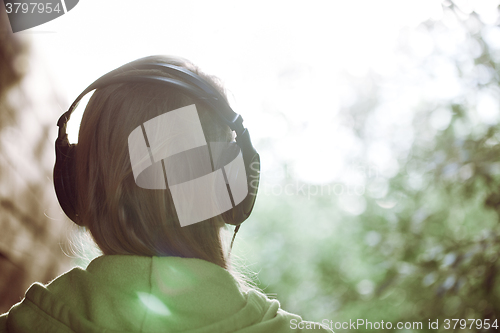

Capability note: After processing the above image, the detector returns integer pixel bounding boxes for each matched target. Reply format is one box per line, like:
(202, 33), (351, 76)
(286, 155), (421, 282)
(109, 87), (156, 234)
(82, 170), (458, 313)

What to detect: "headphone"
(53, 57), (260, 236)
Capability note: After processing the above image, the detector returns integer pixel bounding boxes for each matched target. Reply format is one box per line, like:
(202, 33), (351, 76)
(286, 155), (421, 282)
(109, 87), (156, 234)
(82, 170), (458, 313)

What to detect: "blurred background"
(1, 0), (500, 331)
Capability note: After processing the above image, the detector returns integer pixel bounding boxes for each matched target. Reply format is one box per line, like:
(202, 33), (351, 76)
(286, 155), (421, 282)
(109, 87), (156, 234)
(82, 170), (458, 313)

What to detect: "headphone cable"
(229, 224), (240, 253)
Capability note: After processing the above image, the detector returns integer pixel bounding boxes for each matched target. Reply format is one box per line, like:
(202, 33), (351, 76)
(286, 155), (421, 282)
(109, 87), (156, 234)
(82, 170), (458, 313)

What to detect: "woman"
(0, 56), (332, 332)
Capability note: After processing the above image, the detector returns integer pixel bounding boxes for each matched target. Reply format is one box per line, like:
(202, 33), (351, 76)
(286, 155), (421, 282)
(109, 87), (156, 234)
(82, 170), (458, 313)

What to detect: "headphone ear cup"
(54, 138), (80, 224)
(222, 145), (260, 226)
(236, 153), (260, 224)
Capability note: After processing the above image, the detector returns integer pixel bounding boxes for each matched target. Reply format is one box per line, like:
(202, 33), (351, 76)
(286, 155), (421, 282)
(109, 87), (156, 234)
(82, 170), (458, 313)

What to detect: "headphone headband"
(57, 63), (244, 136)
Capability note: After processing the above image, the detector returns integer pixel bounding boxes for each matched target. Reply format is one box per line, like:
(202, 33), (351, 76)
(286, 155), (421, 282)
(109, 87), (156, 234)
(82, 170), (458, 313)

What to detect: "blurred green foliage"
(236, 1), (500, 331)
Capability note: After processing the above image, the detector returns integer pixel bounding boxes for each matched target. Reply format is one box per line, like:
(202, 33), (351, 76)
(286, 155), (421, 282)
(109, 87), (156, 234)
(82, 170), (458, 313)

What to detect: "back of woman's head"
(75, 55), (235, 269)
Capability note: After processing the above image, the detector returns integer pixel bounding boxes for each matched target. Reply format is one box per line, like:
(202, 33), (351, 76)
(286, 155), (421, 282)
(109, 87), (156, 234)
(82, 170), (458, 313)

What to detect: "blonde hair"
(75, 55), (256, 292)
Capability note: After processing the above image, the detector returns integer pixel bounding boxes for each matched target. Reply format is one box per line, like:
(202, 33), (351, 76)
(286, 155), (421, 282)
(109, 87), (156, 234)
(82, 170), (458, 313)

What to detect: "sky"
(13, 0), (500, 186)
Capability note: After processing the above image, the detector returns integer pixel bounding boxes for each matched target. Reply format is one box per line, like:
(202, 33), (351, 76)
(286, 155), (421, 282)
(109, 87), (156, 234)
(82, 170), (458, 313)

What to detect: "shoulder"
(0, 312), (7, 333)
(245, 290), (334, 332)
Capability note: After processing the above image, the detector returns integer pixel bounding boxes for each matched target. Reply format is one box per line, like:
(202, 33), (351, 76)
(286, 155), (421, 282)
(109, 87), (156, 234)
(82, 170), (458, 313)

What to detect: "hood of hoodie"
(1, 255), (330, 333)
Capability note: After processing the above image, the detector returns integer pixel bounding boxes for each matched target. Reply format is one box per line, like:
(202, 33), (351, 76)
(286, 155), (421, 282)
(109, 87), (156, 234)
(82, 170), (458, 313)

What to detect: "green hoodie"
(0, 255), (332, 332)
